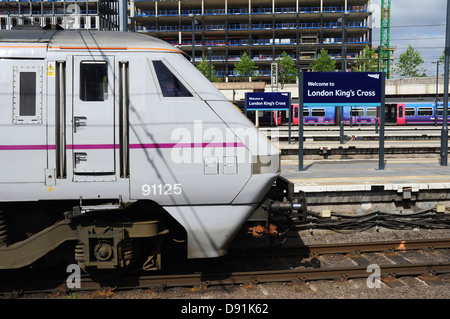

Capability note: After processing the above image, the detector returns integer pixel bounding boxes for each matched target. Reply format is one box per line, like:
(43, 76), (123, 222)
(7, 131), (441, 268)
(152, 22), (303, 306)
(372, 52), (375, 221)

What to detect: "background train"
(242, 102), (450, 126)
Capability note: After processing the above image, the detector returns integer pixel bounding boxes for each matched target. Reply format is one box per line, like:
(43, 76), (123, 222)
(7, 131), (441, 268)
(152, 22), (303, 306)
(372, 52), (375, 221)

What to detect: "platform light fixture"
(189, 13), (198, 66)
(432, 61), (440, 127)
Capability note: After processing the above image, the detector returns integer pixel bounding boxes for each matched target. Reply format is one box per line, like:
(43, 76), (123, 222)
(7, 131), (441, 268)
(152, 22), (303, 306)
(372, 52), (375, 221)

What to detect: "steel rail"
(1, 238), (450, 294)
(235, 238), (450, 258)
(202, 262), (450, 285)
(71, 261), (450, 291)
(298, 238), (450, 256)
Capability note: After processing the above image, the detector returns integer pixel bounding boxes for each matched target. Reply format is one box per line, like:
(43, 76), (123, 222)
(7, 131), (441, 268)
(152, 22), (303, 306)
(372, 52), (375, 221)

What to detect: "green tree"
(234, 52), (258, 81)
(310, 49), (336, 72)
(276, 51), (297, 87)
(395, 45), (426, 78)
(196, 54), (220, 82)
(438, 50), (445, 65)
(353, 45), (378, 72)
(436, 50), (445, 72)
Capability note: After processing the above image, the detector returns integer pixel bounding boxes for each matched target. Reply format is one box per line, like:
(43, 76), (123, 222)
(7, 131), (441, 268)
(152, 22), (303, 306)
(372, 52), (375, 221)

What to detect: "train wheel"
(75, 237), (144, 277)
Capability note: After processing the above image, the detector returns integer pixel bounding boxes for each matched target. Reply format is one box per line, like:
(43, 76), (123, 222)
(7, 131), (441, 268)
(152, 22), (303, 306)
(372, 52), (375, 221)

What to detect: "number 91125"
(142, 184), (182, 196)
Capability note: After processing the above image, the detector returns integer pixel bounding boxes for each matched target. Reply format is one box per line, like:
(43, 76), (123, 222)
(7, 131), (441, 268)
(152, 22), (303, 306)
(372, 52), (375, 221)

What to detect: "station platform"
(280, 157), (450, 214)
(281, 157), (450, 193)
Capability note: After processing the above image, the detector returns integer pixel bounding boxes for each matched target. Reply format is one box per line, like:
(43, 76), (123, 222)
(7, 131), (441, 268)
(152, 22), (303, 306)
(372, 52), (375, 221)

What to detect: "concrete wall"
(385, 77), (444, 96)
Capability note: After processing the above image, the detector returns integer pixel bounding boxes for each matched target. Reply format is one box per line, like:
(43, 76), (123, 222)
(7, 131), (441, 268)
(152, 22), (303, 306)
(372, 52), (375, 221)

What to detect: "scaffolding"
(0, 0), (120, 31)
(132, 0), (372, 81)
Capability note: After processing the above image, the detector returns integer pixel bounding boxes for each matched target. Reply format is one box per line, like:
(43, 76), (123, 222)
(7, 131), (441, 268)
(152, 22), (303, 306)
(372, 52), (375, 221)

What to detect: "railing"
(135, 25), (157, 32)
(137, 22), (368, 32)
(1, 9), (99, 15)
(323, 22), (368, 28)
(160, 38), (368, 47)
(134, 5), (368, 17)
(180, 25), (203, 31)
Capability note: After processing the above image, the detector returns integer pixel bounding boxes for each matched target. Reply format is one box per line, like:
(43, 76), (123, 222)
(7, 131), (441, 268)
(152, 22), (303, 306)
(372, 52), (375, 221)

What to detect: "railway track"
(258, 126), (450, 159)
(1, 238), (449, 296)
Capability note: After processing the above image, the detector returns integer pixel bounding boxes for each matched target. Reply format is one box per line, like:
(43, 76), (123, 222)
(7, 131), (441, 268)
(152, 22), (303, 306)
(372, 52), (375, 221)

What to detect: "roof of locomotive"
(0, 29), (184, 54)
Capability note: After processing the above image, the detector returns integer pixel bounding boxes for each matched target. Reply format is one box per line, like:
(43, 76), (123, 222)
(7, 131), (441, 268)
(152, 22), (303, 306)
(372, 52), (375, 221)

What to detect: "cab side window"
(80, 61), (108, 102)
(19, 72), (36, 116)
(153, 60), (193, 98)
(13, 65), (43, 124)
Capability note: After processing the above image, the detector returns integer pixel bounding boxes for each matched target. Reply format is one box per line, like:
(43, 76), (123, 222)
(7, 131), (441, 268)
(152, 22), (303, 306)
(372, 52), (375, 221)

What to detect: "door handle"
(75, 152), (88, 165)
(74, 116), (87, 133)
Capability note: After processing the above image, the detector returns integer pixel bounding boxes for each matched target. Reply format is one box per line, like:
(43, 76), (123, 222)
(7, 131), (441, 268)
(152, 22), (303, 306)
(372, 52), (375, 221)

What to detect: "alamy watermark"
(66, 4), (81, 29)
(366, 264), (381, 288)
(169, 120), (280, 165)
(66, 264), (81, 289)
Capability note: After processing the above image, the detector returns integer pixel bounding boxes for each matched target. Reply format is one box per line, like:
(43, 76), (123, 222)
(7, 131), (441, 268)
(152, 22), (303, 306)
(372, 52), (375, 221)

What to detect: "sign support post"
(441, 0), (450, 166)
(299, 72), (304, 171)
(339, 106), (344, 144)
(379, 73), (386, 170)
(288, 95), (292, 144)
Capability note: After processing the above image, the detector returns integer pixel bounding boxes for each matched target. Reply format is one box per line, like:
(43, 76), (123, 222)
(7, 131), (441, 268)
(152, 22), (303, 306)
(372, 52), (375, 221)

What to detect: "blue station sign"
(303, 72), (382, 105)
(246, 92), (291, 111)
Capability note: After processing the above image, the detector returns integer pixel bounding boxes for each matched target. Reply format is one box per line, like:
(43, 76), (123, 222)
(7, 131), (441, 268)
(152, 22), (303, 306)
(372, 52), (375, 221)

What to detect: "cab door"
(72, 56), (115, 174)
(0, 60), (47, 183)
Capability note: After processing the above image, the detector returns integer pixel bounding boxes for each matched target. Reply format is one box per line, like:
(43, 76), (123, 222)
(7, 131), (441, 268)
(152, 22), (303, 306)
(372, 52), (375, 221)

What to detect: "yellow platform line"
(281, 159), (440, 165)
(282, 166), (448, 172)
(289, 175), (450, 183)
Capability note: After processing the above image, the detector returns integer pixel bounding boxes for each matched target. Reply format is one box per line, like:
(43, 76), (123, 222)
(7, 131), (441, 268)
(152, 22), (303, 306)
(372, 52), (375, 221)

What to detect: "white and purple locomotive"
(0, 29), (300, 273)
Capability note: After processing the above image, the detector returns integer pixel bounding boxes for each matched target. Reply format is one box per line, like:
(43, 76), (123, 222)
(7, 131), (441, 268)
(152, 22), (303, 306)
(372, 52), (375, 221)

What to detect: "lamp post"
(441, 0), (450, 166)
(338, 12), (349, 72)
(208, 47), (212, 81)
(432, 61), (440, 127)
(189, 13), (196, 66)
(337, 12), (349, 144)
(296, 42), (304, 171)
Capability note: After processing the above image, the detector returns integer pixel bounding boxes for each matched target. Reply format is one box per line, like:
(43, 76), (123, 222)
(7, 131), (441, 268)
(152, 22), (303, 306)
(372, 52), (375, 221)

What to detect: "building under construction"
(0, 0), (375, 81)
(131, 0), (373, 81)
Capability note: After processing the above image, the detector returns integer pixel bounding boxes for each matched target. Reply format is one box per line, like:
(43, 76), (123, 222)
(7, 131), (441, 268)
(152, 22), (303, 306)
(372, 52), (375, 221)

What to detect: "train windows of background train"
(152, 61), (193, 98)
(366, 108), (376, 117)
(405, 108), (415, 116)
(417, 107), (433, 116)
(80, 61), (108, 101)
(436, 107), (450, 116)
(311, 109), (325, 117)
(350, 108), (365, 117)
(294, 108), (309, 118)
